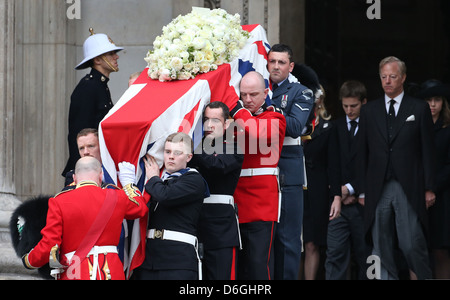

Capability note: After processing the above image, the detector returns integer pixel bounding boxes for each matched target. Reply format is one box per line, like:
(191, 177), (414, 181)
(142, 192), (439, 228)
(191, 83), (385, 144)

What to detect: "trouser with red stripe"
(237, 221), (276, 280)
(202, 247), (238, 280)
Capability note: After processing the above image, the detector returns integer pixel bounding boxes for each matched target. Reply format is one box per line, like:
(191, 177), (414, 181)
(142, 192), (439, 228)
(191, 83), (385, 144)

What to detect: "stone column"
(0, 0), (39, 278)
(14, 0), (76, 199)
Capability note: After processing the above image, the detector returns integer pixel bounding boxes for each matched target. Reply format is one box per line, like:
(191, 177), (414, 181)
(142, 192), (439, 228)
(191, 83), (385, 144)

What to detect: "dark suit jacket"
(142, 170), (206, 272)
(335, 117), (361, 192)
(357, 94), (436, 236)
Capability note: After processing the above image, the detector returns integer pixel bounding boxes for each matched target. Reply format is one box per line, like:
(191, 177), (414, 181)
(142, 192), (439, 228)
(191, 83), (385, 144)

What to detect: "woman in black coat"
(302, 87), (341, 280)
(417, 80), (450, 279)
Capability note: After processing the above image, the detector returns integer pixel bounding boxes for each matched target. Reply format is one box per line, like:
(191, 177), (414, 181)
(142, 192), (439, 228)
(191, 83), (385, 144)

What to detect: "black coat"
(62, 68), (114, 176)
(189, 140), (243, 250)
(303, 118), (341, 245)
(142, 170), (206, 272)
(358, 95), (436, 235)
(428, 119), (450, 248)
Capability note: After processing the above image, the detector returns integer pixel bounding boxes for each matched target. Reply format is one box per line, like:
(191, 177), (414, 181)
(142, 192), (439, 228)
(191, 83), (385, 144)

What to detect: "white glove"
(118, 162), (136, 186)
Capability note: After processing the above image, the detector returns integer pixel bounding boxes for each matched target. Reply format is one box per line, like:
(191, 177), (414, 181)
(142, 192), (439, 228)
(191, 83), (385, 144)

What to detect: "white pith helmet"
(75, 28), (124, 70)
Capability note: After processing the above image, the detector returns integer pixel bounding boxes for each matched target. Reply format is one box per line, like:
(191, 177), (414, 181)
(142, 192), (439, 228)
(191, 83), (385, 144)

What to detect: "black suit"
(135, 170), (207, 280)
(325, 116), (369, 280)
(358, 94), (436, 279)
(359, 95), (436, 231)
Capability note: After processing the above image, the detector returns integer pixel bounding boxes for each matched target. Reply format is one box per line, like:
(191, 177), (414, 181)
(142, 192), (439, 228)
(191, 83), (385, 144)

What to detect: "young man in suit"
(135, 133), (208, 280)
(358, 57), (436, 280)
(325, 80), (370, 280)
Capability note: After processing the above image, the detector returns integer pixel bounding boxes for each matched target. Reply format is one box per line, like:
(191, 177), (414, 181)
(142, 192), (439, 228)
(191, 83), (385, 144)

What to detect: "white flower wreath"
(145, 7), (250, 82)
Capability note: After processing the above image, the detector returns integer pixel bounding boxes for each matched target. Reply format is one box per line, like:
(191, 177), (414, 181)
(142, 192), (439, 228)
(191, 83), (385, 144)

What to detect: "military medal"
(281, 95), (288, 109)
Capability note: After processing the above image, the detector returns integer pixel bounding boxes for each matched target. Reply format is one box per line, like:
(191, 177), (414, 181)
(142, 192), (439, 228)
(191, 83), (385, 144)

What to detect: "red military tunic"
(233, 108), (286, 224)
(24, 181), (149, 280)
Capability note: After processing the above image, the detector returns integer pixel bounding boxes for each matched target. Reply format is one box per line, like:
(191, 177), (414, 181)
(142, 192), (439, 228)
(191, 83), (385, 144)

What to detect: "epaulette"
(54, 186), (75, 198)
(102, 183), (120, 190)
(122, 184), (142, 206)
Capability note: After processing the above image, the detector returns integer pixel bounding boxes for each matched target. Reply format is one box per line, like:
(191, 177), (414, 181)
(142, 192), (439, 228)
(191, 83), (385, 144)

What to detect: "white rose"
(177, 72), (192, 80)
(170, 57), (184, 71)
(159, 69), (172, 82)
(204, 50), (215, 63)
(193, 51), (205, 63)
(148, 69), (159, 80)
(192, 37), (206, 50)
(199, 62), (211, 73)
(213, 41), (226, 55)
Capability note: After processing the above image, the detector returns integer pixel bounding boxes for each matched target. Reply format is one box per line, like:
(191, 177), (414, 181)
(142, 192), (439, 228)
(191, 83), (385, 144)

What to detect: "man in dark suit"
(358, 56), (436, 280)
(326, 81), (370, 280)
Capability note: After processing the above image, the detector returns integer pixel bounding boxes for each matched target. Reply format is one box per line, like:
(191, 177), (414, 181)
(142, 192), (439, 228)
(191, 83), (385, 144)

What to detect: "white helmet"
(75, 28), (124, 70)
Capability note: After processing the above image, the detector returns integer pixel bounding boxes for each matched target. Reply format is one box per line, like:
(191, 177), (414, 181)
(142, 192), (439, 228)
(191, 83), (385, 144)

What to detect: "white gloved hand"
(118, 162), (136, 186)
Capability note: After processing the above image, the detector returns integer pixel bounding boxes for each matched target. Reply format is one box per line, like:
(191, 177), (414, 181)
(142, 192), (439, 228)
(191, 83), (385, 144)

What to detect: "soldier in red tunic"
(22, 156), (150, 280)
(230, 71), (287, 280)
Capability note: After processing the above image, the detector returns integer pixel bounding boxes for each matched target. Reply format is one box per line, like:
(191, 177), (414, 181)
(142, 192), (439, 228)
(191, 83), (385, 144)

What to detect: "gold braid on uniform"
(123, 184), (142, 206)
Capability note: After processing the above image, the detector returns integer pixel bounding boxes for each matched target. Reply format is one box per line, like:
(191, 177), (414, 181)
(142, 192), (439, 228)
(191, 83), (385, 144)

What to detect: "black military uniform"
(62, 69), (114, 176)
(189, 140), (243, 280)
(134, 168), (208, 280)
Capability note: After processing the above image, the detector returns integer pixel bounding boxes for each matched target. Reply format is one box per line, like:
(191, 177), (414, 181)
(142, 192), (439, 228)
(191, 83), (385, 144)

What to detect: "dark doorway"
(305, 0), (450, 119)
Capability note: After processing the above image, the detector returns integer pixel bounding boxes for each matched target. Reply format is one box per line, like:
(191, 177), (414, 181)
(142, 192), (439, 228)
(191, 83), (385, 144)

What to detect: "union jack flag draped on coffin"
(98, 24), (271, 277)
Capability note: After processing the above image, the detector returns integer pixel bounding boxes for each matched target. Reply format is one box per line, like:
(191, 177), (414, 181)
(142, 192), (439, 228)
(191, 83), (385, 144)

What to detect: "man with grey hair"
(358, 56), (436, 280)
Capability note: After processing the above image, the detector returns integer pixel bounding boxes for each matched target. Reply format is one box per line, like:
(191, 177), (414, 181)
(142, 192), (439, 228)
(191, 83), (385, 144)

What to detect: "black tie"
(349, 120), (358, 146)
(272, 83), (278, 91)
(387, 99), (396, 140)
(386, 100), (397, 180)
(388, 99), (396, 118)
(349, 120), (358, 137)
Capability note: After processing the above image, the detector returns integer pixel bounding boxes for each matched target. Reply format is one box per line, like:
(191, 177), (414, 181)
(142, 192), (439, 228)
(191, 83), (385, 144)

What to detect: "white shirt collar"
(346, 116), (360, 124)
(385, 91), (404, 105)
(385, 91), (404, 114)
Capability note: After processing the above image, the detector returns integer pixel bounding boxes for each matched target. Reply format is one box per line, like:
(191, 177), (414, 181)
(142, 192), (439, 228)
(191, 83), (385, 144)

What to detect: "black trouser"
(237, 221), (276, 280)
(202, 247), (237, 280)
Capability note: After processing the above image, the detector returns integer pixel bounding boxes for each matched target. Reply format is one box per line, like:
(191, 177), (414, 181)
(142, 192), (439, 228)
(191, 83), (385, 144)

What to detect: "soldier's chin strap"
(101, 54), (118, 72)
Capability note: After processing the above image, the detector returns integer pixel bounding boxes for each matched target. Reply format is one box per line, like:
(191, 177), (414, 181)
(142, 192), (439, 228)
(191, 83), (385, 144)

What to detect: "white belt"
(147, 229), (202, 280)
(204, 194), (234, 206)
(203, 194), (242, 250)
(283, 136), (301, 146)
(240, 167), (279, 177)
(65, 246), (118, 280)
(240, 167), (282, 223)
(147, 229), (197, 246)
